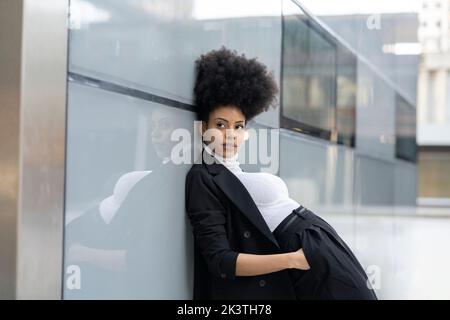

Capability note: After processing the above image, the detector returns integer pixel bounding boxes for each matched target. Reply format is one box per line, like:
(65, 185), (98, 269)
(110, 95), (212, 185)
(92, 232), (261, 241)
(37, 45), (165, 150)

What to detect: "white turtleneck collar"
(202, 142), (243, 173)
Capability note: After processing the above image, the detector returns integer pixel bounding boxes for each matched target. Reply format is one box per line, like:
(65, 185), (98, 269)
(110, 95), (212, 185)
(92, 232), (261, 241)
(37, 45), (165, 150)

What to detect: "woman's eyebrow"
(215, 118), (245, 123)
(215, 117), (229, 122)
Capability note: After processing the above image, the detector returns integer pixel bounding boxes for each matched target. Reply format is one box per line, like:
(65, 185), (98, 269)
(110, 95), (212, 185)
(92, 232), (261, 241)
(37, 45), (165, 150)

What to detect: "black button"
(243, 231), (251, 238)
(259, 279), (266, 287)
(220, 273), (227, 279)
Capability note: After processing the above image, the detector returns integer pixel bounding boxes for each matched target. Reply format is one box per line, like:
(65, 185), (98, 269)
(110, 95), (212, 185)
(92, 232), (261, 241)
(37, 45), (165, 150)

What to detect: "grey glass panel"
(355, 155), (394, 206)
(297, 0), (419, 103)
(281, 9), (336, 135)
(394, 161), (417, 206)
(279, 130), (354, 208)
(356, 61), (396, 160)
(68, 0), (282, 113)
(395, 94), (417, 163)
(63, 82), (194, 299)
(336, 45), (356, 147)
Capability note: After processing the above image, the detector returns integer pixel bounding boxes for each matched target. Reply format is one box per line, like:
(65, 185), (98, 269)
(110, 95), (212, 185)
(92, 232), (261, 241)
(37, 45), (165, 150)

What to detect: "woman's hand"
(289, 248), (311, 270)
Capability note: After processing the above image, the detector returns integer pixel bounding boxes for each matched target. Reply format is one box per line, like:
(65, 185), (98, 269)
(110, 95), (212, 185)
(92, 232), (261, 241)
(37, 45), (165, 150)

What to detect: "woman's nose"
(225, 128), (237, 139)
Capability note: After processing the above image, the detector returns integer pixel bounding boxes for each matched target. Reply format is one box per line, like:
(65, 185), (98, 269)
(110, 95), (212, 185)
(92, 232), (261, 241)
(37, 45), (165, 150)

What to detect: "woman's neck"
(202, 142), (242, 172)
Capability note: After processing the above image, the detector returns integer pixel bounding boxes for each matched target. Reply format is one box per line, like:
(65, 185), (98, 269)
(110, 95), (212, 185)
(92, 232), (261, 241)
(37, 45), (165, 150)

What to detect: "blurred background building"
(417, 0), (450, 206)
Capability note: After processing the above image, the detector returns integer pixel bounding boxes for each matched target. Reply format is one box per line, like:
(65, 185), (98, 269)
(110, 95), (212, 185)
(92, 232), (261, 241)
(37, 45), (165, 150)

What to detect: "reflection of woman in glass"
(65, 104), (190, 298)
(185, 46), (377, 300)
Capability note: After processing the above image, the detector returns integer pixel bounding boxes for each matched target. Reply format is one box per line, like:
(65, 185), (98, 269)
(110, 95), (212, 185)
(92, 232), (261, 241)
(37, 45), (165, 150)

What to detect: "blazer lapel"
(201, 148), (280, 249)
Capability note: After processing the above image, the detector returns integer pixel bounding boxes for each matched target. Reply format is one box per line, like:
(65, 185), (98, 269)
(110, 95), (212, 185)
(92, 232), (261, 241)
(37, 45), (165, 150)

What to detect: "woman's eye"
(236, 124), (244, 129)
(217, 123), (225, 128)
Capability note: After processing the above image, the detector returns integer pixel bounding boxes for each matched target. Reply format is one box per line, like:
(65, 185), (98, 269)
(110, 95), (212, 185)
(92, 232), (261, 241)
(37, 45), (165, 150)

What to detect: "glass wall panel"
(281, 0), (357, 147)
(281, 1), (336, 140)
(395, 94), (417, 162)
(336, 45), (356, 147)
(63, 82), (194, 299)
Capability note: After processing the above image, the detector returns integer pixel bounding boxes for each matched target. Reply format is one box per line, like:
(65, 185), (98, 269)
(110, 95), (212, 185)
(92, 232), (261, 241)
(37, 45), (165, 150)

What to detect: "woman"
(185, 46), (378, 300)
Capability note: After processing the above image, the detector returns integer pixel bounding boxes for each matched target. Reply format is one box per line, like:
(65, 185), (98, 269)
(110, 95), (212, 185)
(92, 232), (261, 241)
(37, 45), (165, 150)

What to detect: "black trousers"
(273, 206), (378, 300)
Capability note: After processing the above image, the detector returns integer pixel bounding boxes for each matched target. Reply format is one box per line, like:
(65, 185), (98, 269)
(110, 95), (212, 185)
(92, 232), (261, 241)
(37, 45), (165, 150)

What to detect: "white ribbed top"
(203, 143), (300, 232)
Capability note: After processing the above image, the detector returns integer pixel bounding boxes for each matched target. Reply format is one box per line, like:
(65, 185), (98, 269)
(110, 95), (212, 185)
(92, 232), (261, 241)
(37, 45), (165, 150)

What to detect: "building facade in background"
(417, 0), (450, 204)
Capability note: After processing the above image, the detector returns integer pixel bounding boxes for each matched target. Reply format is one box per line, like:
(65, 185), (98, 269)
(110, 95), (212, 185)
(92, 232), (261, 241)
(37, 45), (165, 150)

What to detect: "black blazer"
(185, 147), (296, 300)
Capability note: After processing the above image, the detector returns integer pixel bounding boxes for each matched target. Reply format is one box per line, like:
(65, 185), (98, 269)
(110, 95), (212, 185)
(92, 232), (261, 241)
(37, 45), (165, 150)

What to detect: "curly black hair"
(193, 46), (279, 123)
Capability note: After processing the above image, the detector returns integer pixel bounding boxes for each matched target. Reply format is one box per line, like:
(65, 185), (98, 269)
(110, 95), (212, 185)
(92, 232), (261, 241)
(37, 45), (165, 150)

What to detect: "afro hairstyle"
(193, 46), (279, 123)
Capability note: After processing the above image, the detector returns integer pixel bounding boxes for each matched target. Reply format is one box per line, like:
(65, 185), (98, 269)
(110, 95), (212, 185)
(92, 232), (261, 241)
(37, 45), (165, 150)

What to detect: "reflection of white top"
(203, 143), (300, 232)
(99, 171), (152, 224)
(98, 155), (174, 225)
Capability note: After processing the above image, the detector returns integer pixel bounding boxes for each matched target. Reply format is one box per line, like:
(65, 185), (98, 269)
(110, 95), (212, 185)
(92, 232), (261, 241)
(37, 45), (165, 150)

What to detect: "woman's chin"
(222, 150), (237, 158)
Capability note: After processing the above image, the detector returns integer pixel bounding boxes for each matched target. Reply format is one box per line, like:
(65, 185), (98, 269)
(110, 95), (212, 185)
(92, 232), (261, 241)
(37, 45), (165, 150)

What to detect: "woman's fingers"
(294, 248), (310, 270)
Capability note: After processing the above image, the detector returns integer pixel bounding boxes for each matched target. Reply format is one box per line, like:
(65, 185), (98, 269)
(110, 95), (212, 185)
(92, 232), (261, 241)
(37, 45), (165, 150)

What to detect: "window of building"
(395, 94), (417, 162)
(280, 1), (356, 147)
(336, 45), (357, 147)
(418, 147), (450, 198)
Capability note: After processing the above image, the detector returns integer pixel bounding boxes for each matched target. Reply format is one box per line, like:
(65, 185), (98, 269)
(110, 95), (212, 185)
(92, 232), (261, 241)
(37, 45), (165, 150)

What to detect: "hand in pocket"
(290, 248), (311, 270)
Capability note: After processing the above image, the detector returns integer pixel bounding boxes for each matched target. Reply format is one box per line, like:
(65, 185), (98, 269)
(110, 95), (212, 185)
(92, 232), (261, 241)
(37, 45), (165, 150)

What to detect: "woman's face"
(202, 105), (247, 158)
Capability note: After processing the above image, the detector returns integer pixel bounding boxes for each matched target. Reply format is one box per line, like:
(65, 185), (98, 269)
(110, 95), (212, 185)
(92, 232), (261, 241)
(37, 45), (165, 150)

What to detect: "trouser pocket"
(286, 226), (329, 299)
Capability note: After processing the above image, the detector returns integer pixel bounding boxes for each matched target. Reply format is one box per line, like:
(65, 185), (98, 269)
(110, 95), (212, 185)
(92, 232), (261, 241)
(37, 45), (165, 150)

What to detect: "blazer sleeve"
(185, 169), (239, 280)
